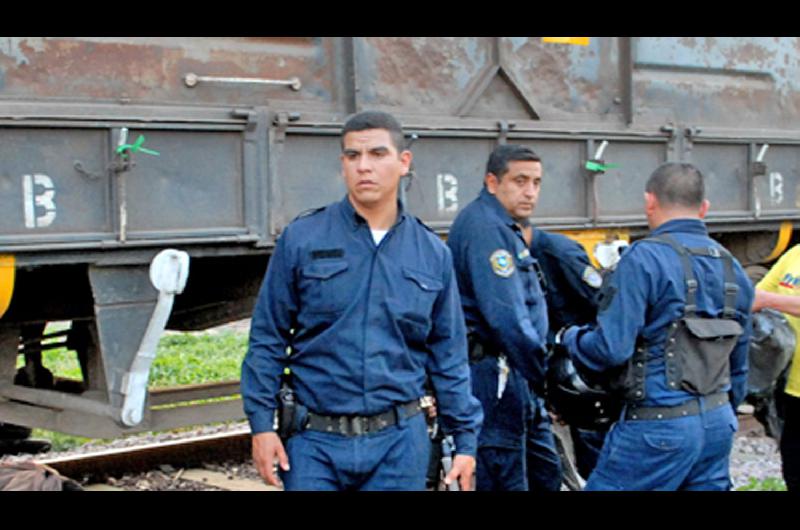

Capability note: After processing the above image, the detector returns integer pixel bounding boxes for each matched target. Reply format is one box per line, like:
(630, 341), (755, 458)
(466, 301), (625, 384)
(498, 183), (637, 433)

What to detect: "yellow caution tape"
(0, 255), (15, 319)
(542, 37), (590, 46)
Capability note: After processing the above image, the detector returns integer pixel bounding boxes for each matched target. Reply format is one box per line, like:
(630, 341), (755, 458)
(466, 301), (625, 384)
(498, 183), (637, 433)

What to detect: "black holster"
(467, 335), (500, 363)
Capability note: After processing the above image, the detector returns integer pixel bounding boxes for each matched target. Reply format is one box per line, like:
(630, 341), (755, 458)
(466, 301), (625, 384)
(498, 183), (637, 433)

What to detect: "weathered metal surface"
(2, 37), (800, 253)
(2, 37), (800, 437)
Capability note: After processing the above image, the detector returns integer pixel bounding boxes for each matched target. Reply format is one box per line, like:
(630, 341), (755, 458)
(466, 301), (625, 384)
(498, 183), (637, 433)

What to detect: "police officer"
(241, 110), (482, 491)
(531, 229), (607, 483)
(447, 144), (558, 491)
(560, 162), (754, 490)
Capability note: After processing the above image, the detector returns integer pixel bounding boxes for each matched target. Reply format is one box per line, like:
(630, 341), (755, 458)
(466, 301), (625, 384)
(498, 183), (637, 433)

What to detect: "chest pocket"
(300, 260), (350, 314)
(402, 267), (444, 319)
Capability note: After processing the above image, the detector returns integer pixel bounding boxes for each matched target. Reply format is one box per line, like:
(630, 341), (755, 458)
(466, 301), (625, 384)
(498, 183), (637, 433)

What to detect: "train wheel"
(745, 265), (769, 286)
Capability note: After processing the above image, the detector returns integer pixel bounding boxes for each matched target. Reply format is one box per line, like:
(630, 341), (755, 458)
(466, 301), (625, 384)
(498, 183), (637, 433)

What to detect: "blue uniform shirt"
(530, 230), (601, 342)
(448, 187), (549, 385)
(241, 195), (483, 456)
(563, 218), (754, 408)
(447, 188), (549, 448)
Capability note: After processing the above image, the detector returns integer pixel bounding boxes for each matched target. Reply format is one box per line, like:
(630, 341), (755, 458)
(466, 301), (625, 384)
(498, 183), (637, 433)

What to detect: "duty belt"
(305, 400), (422, 437)
(624, 391), (729, 421)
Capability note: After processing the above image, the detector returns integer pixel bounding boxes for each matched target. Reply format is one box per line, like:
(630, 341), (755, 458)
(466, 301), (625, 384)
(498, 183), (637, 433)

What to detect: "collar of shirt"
(650, 217), (708, 237)
(338, 194), (408, 232)
(478, 187), (521, 232)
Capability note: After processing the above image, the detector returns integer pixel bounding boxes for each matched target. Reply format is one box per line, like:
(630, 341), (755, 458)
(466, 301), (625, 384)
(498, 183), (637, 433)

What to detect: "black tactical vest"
(617, 233), (744, 402)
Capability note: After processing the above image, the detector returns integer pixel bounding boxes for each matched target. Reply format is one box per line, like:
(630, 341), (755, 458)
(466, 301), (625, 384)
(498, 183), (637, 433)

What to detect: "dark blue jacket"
(530, 230), (602, 343)
(563, 218), (754, 408)
(241, 195), (482, 456)
(447, 188), (549, 448)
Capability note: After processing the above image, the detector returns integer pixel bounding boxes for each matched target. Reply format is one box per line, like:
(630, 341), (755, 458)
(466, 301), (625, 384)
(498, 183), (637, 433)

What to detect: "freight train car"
(0, 37), (797, 437)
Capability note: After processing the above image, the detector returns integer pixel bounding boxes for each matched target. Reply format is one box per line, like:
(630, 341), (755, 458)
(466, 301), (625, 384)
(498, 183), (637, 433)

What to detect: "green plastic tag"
(585, 160), (619, 172)
(117, 135), (160, 158)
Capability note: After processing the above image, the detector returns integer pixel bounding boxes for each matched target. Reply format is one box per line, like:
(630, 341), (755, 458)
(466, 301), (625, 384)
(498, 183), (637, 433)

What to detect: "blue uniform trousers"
(525, 397), (563, 491)
(571, 426), (607, 480)
(471, 357), (531, 491)
(280, 412), (430, 491)
(477, 445), (527, 491)
(585, 401), (737, 491)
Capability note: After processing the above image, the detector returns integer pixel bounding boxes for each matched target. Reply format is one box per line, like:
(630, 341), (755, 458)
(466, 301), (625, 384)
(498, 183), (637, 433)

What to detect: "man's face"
(486, 160), (543, 221)
(341, 128), (411, 209)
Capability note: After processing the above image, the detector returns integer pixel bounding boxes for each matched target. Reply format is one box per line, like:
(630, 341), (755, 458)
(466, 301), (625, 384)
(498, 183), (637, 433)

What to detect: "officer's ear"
(399, 149), (413, 173)
(485, 173), (500, 194)
(644, 191), (658, 215)
(698, 199), (710, 219)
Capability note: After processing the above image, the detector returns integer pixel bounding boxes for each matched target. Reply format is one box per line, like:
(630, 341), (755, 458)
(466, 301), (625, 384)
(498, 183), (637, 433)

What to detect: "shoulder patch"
(490, 249), (515, 278)
(581, 265), (603, 289)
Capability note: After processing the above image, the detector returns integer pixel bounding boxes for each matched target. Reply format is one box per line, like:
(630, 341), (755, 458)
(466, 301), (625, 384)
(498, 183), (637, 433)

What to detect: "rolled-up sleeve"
(241, 231), (298, 434)
(426, 248), (483, 456)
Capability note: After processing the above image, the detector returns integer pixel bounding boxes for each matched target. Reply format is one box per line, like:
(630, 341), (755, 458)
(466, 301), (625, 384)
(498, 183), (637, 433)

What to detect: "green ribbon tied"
(116, 135), (160, 159)
(585, 160), (619, 172)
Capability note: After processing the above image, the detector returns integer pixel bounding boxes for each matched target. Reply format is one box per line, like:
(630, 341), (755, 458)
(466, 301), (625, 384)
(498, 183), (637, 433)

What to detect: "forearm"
(753, 289), (800, 317)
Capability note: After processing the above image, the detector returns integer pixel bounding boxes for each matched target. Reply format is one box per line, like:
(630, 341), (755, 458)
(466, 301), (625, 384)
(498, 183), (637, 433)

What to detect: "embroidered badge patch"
(582, 265), (603, 288)
(490, 249), (515, 277)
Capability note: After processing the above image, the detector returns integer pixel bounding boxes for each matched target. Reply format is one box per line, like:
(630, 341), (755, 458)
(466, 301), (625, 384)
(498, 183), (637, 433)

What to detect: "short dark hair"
(486, 144), (541, 181)
(645, 162), (705, 208)
(341, 110), (406, 152)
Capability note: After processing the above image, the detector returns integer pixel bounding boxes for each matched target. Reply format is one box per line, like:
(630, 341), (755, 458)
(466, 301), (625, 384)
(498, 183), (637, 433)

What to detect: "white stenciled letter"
(436, 173), (459, 213)
(769, 171), (784, 206)
(23, 174), (57, 228)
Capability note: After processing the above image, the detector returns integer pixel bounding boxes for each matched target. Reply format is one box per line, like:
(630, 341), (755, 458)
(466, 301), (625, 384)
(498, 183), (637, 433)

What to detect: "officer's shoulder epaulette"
(291, 206), (327, 222)
(413, 215), (437, 234)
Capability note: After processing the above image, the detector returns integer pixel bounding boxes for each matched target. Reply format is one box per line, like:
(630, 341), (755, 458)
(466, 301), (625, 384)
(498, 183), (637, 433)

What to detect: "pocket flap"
(301, 260), (349, 280)
(402, 267), (443, 292)
(683, 317), (743, 339)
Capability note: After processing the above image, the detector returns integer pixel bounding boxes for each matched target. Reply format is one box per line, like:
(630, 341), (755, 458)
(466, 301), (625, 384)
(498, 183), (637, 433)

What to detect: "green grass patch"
(150, 332), (247, 388)
(19, 328), (249, 450)
(736, 476), (787, 491)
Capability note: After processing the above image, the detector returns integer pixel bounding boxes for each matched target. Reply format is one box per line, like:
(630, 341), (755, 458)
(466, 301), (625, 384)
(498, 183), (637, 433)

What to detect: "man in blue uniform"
(241, 110), (482, 491)
(531, 229), (607, 483)
(561, 162), (753, 490)
(447, 144), (558, 491)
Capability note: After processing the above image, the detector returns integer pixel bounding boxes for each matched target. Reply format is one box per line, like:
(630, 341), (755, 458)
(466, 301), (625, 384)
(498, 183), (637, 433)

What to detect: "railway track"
(17, 412), (765, 491)
(33, 427), (280, 491)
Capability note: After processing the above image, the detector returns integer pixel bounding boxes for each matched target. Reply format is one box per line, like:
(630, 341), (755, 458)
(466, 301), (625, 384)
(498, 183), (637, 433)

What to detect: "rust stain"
(0, 37), (333, 105)
(371, 37), (485, 108)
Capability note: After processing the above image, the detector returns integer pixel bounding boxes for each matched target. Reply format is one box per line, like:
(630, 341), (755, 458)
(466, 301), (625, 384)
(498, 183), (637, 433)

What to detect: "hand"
(444, 454), (476, 491)
(554, 326), (569, 345)
(252, 432), (290, 487)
